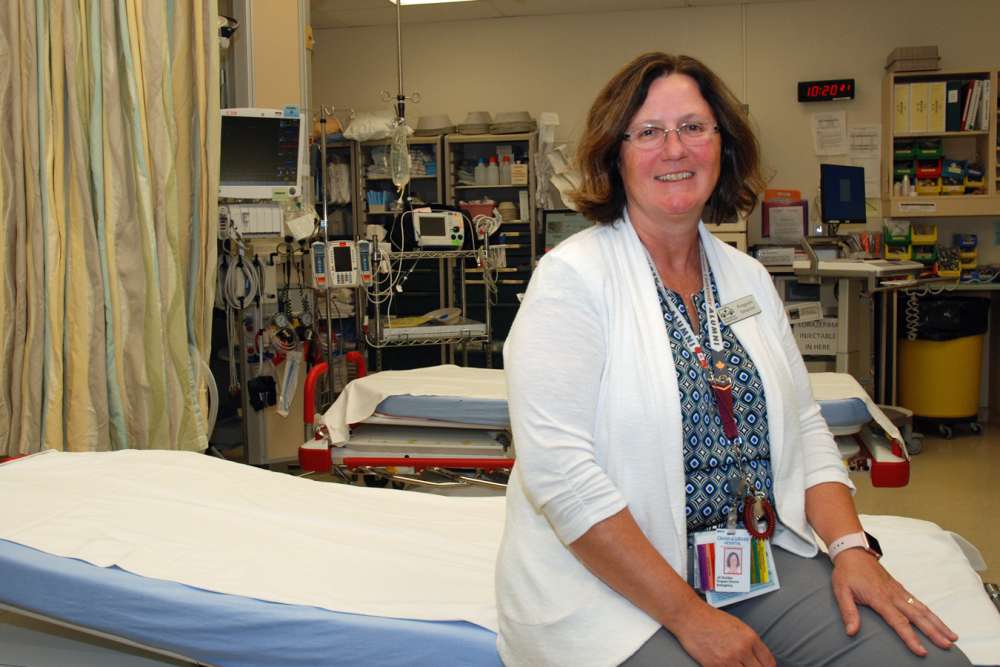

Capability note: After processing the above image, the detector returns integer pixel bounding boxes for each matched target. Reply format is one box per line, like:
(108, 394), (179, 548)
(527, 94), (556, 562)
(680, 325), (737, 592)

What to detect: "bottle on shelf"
(500, 155), (512, 185)
(474, 157), (487, 185)
(486, 156), (500, 185)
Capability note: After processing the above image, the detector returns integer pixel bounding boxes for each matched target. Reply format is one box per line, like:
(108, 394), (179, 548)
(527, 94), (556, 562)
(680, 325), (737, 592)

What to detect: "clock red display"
(798, 79), (855, 102)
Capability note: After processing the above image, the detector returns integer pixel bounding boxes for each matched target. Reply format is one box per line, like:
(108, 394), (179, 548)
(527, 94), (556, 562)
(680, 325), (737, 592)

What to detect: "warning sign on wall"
(793, 318), (838, 356)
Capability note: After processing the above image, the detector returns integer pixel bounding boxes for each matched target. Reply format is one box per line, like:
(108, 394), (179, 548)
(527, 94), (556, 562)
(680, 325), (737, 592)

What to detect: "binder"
(909, 82), (929, 133)
(894, 83), (910, 133)
(945, 79), (964, 131)
(960, 80), (975, 131)
(928, 81), (947, 133)
(978, 79), (991, 131)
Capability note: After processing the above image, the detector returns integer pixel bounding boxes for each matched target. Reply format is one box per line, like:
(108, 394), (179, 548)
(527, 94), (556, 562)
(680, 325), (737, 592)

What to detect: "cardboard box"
(510, 163), (528, 186)
(886, 57), (941, 73)
(885, 46), (939, 67)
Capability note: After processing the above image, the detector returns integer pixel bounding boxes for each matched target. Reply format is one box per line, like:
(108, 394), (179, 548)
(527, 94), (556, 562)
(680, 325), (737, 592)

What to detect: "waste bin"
(898, 296), (989, 438)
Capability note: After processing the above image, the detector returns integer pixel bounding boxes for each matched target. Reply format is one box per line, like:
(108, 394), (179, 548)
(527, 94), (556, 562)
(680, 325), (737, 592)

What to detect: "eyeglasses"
(622, 121), (720, 150)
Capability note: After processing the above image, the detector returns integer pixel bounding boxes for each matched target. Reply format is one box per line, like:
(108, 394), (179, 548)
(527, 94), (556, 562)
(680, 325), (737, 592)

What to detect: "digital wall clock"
(798, 79), (855, 102)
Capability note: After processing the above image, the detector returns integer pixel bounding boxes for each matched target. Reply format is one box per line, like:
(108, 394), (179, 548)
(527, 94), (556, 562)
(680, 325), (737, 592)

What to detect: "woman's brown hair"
(571, 52), (765, 224)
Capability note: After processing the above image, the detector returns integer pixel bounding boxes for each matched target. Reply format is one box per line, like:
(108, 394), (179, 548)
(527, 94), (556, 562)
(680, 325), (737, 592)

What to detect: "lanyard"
(647, 244), (776, 539)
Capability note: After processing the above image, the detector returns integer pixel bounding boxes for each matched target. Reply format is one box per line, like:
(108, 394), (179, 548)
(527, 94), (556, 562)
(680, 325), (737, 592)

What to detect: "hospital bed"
(299, 365), (909, 488)
(1, 450), (999, 666)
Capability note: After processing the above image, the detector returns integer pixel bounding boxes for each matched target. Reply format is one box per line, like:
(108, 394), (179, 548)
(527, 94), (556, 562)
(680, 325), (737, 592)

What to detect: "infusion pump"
(310, 240), (373, 289)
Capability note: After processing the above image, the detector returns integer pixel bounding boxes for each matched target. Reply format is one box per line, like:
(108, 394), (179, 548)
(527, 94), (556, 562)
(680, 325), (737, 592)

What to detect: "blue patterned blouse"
(652, 265), (776, 532)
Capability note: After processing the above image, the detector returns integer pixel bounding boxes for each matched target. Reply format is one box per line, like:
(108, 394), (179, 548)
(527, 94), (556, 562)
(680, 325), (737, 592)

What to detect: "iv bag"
(389, 120), (411, 193)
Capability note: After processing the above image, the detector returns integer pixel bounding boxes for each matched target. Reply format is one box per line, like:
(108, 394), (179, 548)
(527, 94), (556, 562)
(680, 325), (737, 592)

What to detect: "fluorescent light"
(388, 0), (476, 4)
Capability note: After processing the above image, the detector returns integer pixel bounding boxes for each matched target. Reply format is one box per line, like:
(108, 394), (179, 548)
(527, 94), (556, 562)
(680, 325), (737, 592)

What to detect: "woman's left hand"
(830, 549), (959, 656)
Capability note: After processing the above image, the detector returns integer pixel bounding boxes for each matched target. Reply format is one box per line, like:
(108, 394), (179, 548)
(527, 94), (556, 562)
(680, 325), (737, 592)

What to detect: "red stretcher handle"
(304, 351), (367, 426)
(341, 457), (515, 471)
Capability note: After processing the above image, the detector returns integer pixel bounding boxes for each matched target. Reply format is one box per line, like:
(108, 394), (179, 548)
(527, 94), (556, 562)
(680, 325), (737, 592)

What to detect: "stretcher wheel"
(969, 422), (983, 435)
(363, 474), (390, 488)
(905, 433), (923, 456)
(938, 424), (953, 439)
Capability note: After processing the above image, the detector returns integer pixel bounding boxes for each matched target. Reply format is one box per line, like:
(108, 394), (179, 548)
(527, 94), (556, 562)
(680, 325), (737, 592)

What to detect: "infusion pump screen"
(421, 218), (447, 236)
(220, 116), (299, 185)
(331, 245), (353, 270)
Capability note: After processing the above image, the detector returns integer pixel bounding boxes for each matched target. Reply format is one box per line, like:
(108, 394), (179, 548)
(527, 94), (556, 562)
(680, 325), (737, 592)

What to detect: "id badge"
(713, 528), (752, 593)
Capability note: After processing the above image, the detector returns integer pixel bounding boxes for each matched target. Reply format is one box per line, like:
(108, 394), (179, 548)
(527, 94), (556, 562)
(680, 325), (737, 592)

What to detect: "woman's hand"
(671, 601), (776, 667)
(831, 550), (958, 656)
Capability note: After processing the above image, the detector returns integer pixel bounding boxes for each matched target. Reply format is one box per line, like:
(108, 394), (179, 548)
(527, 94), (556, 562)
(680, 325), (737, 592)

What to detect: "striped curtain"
(0, 1), (219, 454)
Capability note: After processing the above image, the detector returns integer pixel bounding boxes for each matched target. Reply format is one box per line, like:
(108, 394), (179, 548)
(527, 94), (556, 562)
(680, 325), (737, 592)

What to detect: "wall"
(313, 0), (1000, 256)
(236, 0), (308, 110)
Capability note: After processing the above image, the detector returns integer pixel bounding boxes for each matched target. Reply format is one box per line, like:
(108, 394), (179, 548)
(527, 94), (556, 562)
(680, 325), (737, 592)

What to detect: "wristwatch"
(828, 531), (883, 561)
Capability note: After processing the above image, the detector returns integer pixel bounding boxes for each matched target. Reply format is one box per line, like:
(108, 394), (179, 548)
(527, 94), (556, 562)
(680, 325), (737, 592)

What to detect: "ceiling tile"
(487, 0), (688, 17)
(310, 0), (803, 28)
(312, 0), (503, 28)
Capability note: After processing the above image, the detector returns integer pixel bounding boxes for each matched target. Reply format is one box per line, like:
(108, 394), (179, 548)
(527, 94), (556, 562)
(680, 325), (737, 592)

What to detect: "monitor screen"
(331, 245), (353, 270)
(820, 163), (866, 224)
(542, 210), (593, 253)
(420, 216), (447, 237)
(220, 115), (301, 187)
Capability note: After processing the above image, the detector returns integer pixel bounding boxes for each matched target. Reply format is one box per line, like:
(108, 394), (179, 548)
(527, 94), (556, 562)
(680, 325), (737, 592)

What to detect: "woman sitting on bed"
(495, 52), (969, 667)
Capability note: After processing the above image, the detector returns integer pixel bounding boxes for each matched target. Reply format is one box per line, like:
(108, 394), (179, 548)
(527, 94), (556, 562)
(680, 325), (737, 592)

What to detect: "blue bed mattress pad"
(376, 395), (510, 426)
(0, 539), (501, 667)
(376, 394), (863, 432)
(817, 397), (870, 429)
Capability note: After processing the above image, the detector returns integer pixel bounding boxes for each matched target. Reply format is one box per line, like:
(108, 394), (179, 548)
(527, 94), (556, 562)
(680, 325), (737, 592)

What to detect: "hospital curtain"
(0, 1), (220, 455)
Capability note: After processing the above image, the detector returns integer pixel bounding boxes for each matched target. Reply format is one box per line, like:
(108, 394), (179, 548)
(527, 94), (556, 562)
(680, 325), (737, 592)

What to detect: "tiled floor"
(852, 421), (999, 582)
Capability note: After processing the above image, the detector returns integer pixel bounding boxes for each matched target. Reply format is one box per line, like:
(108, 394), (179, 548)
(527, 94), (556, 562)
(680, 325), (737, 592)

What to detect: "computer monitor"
(219, 108), (307, 200)
(819, 163), (866, 227)
(541, 209), (593, 253)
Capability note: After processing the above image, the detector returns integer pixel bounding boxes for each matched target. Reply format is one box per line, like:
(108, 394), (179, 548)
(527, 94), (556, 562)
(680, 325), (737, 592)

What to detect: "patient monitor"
(219, 107), (307, 200)
(413, 210), (464, 248)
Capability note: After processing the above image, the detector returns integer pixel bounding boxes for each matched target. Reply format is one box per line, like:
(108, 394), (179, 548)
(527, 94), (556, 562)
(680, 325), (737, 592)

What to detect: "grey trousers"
(621, 548), (972, 667)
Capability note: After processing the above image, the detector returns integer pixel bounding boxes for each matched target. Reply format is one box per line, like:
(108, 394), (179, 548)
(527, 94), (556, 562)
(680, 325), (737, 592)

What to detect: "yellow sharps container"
(898, 334), (983, 419)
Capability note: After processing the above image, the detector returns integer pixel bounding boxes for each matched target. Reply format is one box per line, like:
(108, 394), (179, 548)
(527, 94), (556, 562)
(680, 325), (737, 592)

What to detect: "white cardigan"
(496, 216), (853, 667)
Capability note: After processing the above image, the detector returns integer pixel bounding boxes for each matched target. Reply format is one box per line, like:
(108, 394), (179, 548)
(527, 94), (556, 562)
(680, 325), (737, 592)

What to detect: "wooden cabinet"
(881, 69), (1000, 218)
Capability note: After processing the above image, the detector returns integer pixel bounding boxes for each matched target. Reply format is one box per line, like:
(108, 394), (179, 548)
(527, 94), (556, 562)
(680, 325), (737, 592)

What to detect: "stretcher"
(301, 366), (909, 488)
(1, 451), (999, 666)
(299, 362), (514, 489)
(810, 372), (912, 487)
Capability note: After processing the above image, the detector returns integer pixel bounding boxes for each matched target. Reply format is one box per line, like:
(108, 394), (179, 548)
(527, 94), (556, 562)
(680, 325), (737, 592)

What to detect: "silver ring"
(906, 597), (915, 605)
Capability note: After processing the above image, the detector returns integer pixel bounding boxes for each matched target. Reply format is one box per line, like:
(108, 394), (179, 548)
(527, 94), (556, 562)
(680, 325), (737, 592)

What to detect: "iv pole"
(318, 105), (336, 398)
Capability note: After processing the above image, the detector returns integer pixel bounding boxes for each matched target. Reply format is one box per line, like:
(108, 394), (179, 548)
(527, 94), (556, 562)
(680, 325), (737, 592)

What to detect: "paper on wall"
(811, 111), (847, 156)
(848, 124), (882, 196)
(769, 206), (806, 243)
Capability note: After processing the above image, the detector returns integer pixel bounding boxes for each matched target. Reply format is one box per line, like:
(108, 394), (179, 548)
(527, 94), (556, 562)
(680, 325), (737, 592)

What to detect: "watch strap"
(828, 531), (880, 561)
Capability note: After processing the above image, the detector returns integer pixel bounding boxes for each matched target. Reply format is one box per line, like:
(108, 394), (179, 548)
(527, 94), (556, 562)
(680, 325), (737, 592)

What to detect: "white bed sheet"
(809, 372), (906, 453)
(321, 365), (507, 444)
(0, 450), (503, 631)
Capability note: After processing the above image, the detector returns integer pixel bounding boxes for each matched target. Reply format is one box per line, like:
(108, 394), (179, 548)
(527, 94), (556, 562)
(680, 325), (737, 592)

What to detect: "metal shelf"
(386, 249), (486, 260)
(365, 175), (438, 180)
(373, 334), (489, 347)
(453, 184), (529, 190)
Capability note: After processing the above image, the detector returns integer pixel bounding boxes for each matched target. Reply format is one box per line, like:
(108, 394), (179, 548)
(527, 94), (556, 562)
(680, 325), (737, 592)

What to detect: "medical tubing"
(222, 255), (260, 309)
(198, 353), (219, 440)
